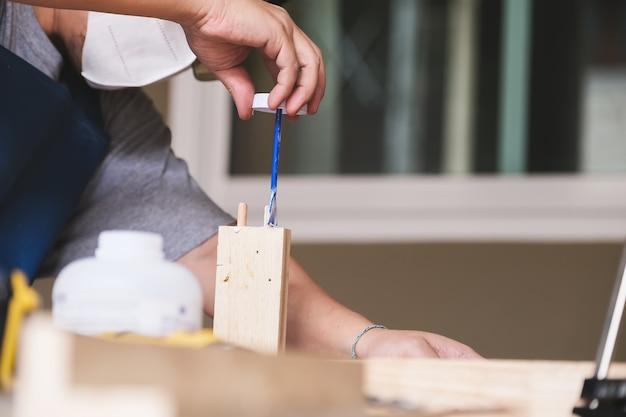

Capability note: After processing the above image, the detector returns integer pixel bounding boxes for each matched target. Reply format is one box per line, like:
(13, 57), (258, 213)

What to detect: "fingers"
(262, 55), (281, 81)
(213, 66), (256, 120)
(435, 342), (483, 359)
(263, 54), (299, 121)
(205, 2), (324, 117)
(308, 51), (326, 115)
(261, 13), (325, 116)
(424, 333), (484, 359)
(409, 338), (439, 358)
(285, 29), (322, 115)
(263, 28), (299, 112)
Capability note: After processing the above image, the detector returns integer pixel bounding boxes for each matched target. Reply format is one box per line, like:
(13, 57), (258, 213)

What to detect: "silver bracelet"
(351, 324), (386, 359)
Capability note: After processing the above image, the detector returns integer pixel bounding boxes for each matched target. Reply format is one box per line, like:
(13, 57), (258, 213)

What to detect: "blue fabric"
(0, 45), (109, 282)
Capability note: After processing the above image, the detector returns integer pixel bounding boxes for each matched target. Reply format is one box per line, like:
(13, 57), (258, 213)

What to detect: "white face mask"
(81, 12), (196, 90)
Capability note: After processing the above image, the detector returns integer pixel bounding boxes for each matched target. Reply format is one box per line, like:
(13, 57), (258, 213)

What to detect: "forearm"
(16, 0), (203, 25)
(177, 236), (372, 357)
(285, 259), (371, 357)
(31, 0), (207, 72)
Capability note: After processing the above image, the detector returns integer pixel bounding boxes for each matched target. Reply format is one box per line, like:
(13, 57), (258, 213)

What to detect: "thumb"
(214, 66), (255, 120)
(424, 333), (483, 359)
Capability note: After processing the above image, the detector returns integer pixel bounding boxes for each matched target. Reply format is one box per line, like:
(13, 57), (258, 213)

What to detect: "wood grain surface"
(213, 225), (291, 353)
(362, 359), (626, 417)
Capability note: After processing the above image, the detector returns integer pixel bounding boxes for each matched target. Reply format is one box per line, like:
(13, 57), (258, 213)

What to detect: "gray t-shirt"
(0, 1), (233, 276)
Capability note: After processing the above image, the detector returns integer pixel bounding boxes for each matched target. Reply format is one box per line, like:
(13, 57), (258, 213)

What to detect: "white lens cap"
(252, 93), (308, 116)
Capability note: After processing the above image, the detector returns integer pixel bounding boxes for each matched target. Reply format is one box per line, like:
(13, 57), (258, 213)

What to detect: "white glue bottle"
(52, 230), (203, 337)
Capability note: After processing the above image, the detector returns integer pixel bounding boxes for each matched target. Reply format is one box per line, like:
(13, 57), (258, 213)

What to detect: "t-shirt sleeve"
(40, 88), (234, 277)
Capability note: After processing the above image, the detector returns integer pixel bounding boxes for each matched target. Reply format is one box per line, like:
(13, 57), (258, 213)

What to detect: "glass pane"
(229, 0), (626, 175)
(581, 0), (626, 173)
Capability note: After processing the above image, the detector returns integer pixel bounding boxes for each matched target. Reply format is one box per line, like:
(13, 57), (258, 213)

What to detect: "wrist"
(174, 0), (223, 30)
(351, 324), (387, 359)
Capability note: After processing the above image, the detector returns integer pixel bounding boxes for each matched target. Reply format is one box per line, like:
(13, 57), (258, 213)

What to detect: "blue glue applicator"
(267, 109), (282, 226)
(251, 93), (308, 227)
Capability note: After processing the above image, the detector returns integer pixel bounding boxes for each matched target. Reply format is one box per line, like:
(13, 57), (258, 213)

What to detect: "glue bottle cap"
(95, 230), (164, 261)
(252, 93), (308, 116)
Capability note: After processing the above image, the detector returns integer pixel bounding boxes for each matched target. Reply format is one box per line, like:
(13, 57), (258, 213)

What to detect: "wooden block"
(363, 358), (626, 417)
(213, 222), (291, 354)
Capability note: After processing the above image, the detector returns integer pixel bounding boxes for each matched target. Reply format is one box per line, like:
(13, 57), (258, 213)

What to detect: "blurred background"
(36, 0), (626, 361)
(232, 0), (626, 176)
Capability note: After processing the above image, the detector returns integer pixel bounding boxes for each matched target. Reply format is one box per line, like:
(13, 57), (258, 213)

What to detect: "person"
(0, 0), (479, 359)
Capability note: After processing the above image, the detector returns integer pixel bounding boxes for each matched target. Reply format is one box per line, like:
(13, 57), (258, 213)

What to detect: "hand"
(355, 328), (482, 359)
(182, 0), (325, 119)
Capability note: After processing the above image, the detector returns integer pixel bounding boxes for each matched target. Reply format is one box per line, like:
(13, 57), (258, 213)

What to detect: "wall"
(293, 242), (625, 361)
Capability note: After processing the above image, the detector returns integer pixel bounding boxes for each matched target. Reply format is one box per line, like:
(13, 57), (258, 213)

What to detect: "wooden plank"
(213, 224), (291, 354)
(14, 314), (175, 417)
(14, 315), (363, 417)
(363, 359), (626, 417)
(72, 334), (362, 417)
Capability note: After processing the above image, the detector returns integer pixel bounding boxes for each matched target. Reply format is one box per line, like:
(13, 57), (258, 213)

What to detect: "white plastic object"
(252, 93), (308, 115)
(52, 231), (203, 337)
(81, 12), (196, 89)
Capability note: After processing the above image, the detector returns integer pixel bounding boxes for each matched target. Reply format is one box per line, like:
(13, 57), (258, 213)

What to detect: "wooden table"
(11, 315), (625, 417)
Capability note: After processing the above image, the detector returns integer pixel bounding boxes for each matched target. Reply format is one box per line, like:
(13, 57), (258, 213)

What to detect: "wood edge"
(277, 229), (291, 352)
